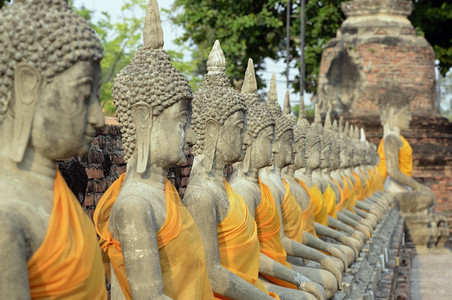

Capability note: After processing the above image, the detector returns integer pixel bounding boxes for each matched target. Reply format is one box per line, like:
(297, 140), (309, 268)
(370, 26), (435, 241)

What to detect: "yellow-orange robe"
(281, 179), (304, 243)
(323, 183), (337, 219)
(220, 179), (280, 299)
(378, 135), (413, 180)
(256, 179), (297, 289)
(295, 178), (317, 236)
(27, 170), (107, 300)
(310, 184), (328, 226)
(94, 174), (214, 300)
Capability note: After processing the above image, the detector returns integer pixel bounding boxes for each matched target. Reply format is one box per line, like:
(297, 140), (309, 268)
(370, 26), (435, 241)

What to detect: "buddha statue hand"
(414, 182), (433, 194)
(297, 280), (326, 300)
(319, 256), (343, 288)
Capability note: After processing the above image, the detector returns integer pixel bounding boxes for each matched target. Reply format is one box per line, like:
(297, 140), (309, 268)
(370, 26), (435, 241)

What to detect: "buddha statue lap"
(377, 88), (449, 249)
(0, 1), (107, 298)
(93, 1), (214, 299)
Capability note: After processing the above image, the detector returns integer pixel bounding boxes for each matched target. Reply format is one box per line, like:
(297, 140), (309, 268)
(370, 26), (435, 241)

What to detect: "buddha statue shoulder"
(0, 1), (107, 298)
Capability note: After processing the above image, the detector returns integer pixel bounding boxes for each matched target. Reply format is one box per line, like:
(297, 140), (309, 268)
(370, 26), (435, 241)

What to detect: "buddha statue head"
(378, 86), (411, 136)
(264, 75), (293, 170)
(311, 104), (330, 171)
(238, 59), (275, 174)
(112, 0), (193, 174)
(329, 119), (341, 171)
(191, 40), (247, 173)
(0, 0), (104, 164)
(338, 118), (349, 169)
(322, 111), (336, 171)
(299, 101), (321, 174)
(283, 90), (306, 170)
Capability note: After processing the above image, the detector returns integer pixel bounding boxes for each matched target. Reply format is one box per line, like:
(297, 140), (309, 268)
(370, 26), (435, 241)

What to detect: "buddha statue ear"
(205, 119), (220, 174)
(242, 135), (252, 174)
(131, 103), (153, 174)
(10, 63), (42, 163)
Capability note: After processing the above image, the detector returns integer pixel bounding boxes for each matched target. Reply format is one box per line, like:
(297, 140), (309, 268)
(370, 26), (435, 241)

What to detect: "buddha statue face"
(273, 129), (294, 169)
(330, 140), (340, 170)
(250, 125), (275, 170)
(339, 141), (349, 169)
(215, 110), (248, 165)
(149, 99), (194, 168)
(386, 105), (411, 131)
(306, 134), (321, 171)
(293, 137), (306, 170)
(30, 60), (103, 160)
(378, 87), (411, 133)
(320, 137), (332, 169)
(0, 0), (104, 163)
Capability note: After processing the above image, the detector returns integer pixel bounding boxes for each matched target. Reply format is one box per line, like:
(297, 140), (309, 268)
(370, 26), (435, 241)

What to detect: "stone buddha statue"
(0, 0), (107, 298)
(259, 77), (346, 299)
(183, 41), (280, 300)
(377, 87), (449, 248)
(230, 59), (322, 300)
(93, 1), (214, 299)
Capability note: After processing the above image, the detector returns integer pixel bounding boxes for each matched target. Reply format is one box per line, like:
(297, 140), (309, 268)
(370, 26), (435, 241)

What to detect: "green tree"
(71, 0), (147, 115)
(169, 0), (285, 89)
(0, 0), (10, 9)
(410, 0), (452, 76)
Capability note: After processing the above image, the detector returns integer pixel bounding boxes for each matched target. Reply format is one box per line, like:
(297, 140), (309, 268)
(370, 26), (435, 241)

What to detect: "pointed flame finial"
(324, 110), (332, 130)
(360, 127), (366, 142)
(344, 121), (350, 136)
(241, 58), (257, 94)
(297, 94), (307, 126)
(283, 89), (292, 115)
(207, 40), (226, 73)
(267, 74), (278, 103)
(332, 119), (338, 133)
(143, 0), (164, 49)
(313, 103), (321, 125)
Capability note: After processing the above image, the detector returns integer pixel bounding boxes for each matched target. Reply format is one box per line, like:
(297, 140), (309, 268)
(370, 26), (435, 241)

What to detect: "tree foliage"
(169, 0), (285, 89)
(410, 0), (452, 76)
(170, 0), (452, 94)
(71, 0), (147, 115)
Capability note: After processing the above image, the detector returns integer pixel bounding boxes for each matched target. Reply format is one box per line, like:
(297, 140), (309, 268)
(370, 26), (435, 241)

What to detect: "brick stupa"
(317, 0), (438, 116)
(316, 0), (452, 229)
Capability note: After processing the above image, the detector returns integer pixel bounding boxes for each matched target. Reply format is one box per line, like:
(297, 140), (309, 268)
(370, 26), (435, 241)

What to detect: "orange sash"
(256, 180), (297, 289)
(310, 184), (328, 226)
(333, 178), (345, 212)
(323, 183), (337, 219)
(352, 172), (363, 204)
(378, 135), (413, 180)
(342, 176), (355, 211)
(295, 178), (317, 237)
(27, 171), (107, 300)
(219, 179), (279, 299)
(281, 180), (304, 243)
(94, 174), (214, 300)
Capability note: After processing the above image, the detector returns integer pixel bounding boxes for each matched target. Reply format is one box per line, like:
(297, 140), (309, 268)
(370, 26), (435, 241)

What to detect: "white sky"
(73, 0), (311, 109)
